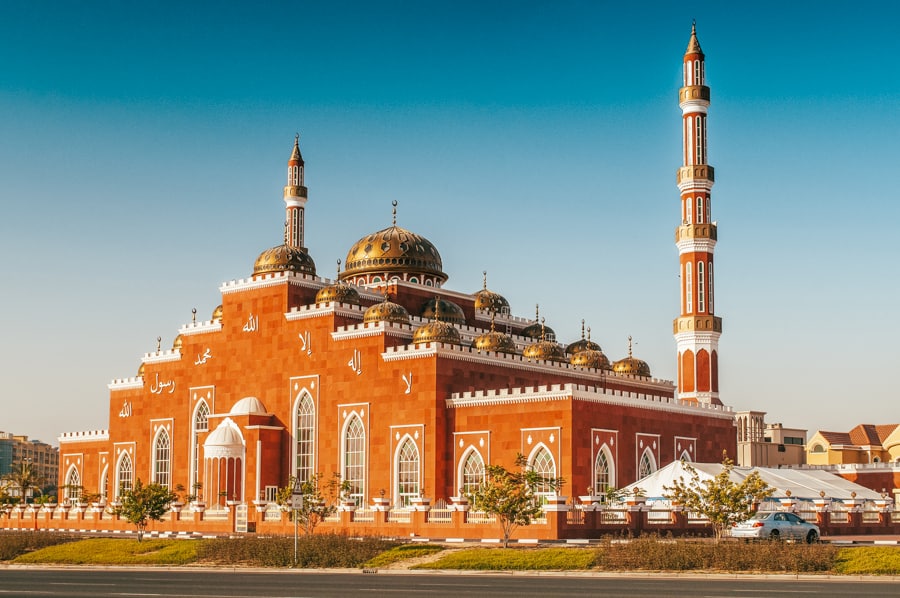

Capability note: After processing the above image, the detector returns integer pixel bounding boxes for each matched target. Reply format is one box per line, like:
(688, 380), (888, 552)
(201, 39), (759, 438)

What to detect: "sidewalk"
(823, 534), (900, 545)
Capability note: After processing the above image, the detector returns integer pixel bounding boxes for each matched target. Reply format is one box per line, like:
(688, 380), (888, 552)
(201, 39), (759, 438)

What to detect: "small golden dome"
(137, 362), (145, 377)
(413, 319), (461, 345)
(341, 202), (447, 284)
(421, 297), (466, 325)
(523, 318), (566, 362)
(612, 336), (651, 377)
(172, 334), (183, 351)
(473, 271), (510, 313)
(521, 305), (555, 340)
(363, 296), (410, 325)
(212, 305), (224, 322)
(316, 260), (361, 305)
(472, 313), (517, 354)
(566, 321), (601, 356)
(571, 349), (611, 370)
(253, 244), (317, 277)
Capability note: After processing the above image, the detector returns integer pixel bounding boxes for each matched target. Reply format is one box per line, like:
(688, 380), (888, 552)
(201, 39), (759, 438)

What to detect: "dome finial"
(686, 20), (703, 55)
(392, 200), (398, 226)
(433, 295), (442, 322)
(534, 304), (540, 322)
(627, 335), (633, 358)
(290, 133), (303, 162)
(586, 326), (591, 342)
(483, 270), (488, 290)
(192, 307), (197, 324)
(489, 308), (497, 332)
(540, 317), (546, 341)
(336, 259), (341, 279)
(156, 336), (162, 354)
(581, 319), (586, 340)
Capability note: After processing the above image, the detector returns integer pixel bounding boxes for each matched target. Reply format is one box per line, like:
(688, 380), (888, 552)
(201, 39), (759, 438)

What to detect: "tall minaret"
(284, 134), (308, 249)
(674, 23), (723, 406)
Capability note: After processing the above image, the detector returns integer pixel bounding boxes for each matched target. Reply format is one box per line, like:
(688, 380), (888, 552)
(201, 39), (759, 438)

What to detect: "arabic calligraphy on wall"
(348, 349), (362, 376)
(242, 313), (259, 333)
(118, 401), (132, 418)
(194, 348), (213, 366)
(298, 331), (312, 357)
(402, 372), (413, 394)
(150, 373), (176, 394)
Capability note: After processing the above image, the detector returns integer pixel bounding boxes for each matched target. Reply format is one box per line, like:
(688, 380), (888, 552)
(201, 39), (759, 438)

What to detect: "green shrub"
(13, 538), (200, 565)
(197, 534), (399, 568)
(414, 547), (595, 571)
(364, 544), (444, 568)
(0, 532), (78, 561)
(834, 547), (900, 575)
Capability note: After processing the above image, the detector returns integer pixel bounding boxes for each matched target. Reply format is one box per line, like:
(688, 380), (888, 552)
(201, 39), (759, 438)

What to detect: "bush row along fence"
(1, 495), (897, 540)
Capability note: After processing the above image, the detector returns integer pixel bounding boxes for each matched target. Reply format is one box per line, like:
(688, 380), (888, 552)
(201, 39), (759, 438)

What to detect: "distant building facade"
(0, 432), (59, 497)
(735, 411), (807, 468)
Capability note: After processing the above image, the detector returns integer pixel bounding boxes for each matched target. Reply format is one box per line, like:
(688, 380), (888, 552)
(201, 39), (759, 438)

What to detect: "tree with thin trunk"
(468, 453), (564, 548)
(2, 459), (44, 503)
(275, 472), (349, 535)
(664, 452), (774, 541)
(116, 478), (178, 541)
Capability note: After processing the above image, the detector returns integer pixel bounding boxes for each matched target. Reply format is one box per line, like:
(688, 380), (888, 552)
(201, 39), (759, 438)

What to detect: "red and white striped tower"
(284, 134), (308, 249)
(674, 23), (723, 406)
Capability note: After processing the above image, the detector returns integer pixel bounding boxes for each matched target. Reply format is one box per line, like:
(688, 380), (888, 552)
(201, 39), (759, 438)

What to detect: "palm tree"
(2, 459), (45, 503)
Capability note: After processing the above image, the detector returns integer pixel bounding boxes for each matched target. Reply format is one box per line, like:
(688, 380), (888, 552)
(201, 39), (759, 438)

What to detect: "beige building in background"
(735, 411), (806, 468)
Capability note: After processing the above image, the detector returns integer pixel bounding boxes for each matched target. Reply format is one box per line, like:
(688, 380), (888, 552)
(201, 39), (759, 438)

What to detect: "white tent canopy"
(624, 461), (883, 502)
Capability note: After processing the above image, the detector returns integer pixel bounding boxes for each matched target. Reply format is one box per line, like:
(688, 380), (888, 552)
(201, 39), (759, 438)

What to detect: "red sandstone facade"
(52, 26), (738, 537)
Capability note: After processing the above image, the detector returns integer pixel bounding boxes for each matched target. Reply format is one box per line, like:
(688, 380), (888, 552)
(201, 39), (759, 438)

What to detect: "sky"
(1, 1), (898, 446)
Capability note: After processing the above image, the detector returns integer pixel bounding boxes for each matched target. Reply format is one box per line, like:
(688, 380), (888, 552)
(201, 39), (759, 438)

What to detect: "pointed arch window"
(100, 465), (109, 500)
(696, 196), (704, 223)
(342, 415), (365, 505)
(64, 466), (81, 504)
(638, 449), (656, 480)
(153, 428), (171, 489)
(708, 262), (714, 313)
(593, 446), (615, 496)
(697, 261), (705, 313)
(116, 452), (133, 498)
(295, 393), (315, 484)
(685, 262), (693, 313)
(529, 445), (556, 501)
(460, 449), (485, 497)
(191, 401), (209, 491)
(395, 437), (420, 508)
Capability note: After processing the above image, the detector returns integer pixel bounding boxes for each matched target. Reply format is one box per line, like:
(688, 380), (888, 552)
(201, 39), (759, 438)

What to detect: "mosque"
(57, 25), (736, 515)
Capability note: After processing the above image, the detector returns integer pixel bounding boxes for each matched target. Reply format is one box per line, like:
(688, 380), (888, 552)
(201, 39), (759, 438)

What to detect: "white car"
(730, 512), (820, 543)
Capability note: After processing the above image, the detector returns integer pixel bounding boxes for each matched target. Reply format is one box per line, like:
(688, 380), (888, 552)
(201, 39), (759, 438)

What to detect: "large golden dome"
(473, 272), (510, 314)
(413, 319), (461, 345)
(363, 296), (410, 325)
(341, 204), (446, 284)
(612, 336), (651, 377)
(421, 297), (466, 325)
(253, 244), (316, 277)
(316, 261), (361, 305)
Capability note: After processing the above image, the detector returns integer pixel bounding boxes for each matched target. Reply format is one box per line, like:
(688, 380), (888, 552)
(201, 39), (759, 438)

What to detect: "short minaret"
(284, 134), (308, 249)
(674, 23), (723, 406)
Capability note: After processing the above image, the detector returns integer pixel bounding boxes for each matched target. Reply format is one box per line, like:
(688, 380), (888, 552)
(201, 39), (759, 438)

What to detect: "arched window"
(705, 198), (711, 224)
(65, 466), (81, 504)
(342, 415), (365, 505)
(409, 277), (419, 284)
(99, 465), (109, 500)
(638, 448), (656, 479)
(696, 196), (704, 223)
(685, 262), (693, 313)
(529, 445), (556, 501)
(153, 428), (171, 489)
(708, 262), (714, 313)
(593, 446), (614, 496)
(460, 449), (485, 497)
(116, 452), (133, 498)
(395, 437), (420, 508)
(295, 393), (316, 484)
(680, 450), (692, 462)
(697, 261), (705, 313)
(191, 401), (209, 491)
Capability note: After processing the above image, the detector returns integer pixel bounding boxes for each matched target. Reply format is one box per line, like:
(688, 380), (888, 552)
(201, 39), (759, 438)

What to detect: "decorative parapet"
(179, 320), (222, 336)
(108, 377), (143, 390)
(286, 302), (366, 322)
(333, 320), (415, 341)
(142, 350), (181, 364)
(58, 430), (109, 443)
(219, 271), (325, 295)
(447, 383), (732, 419)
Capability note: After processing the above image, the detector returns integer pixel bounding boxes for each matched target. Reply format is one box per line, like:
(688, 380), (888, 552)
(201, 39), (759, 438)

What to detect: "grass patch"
(0, 532), (78, 561)
(364, 544), (445, 568)
(834, 547), (900, 575)
(13, 538), (200, 565)
(413, 547), (594, 571)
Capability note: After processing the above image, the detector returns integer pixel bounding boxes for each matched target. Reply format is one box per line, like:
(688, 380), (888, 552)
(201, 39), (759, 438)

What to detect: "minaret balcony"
(676, 165), (715, 186)
(679, 85), (710, 103)
(283, 185), (308, 199)
(675, 223), (717, 243)
(673, 315), (723, 334)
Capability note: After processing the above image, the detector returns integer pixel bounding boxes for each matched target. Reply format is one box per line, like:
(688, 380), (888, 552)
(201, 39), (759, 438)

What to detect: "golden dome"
(172, 334), (183, 351)
(413, 320), (461, 345)
(472, 314), (517, 354)
(571, 349), (611, 370)
(566, 321), (601, 356)
(212, 305), (224, 322)
(137, 362), (145, 377)
(520, 305), (555, 340)
(363, 296), (410, 325)
(523, 339), (567, 363)
(341, 203), (447, 284)
(316, 260), (361, 305)
(473, 271), (510, 313)
(612, 336), (651, 377)
(253, 244), (317, 277)
(421, 297), (466, 325)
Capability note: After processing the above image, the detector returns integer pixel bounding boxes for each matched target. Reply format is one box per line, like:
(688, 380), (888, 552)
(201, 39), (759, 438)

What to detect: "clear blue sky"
(1, 1), (898, 446)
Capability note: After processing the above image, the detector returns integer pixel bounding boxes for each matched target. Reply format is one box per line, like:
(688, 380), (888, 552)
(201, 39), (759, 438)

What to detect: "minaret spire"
(284, 134), (308, 248)
(674, 23), (722, 406)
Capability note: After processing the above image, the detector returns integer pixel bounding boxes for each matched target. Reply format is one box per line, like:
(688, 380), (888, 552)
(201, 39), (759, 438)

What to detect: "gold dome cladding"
(566, 321), (601, 356)
(472, 312), (517, 354)
(571, 349), (611, 370)
(473, 271), (510, 313)
(612, 336), (651, 377)
(521, 304), (555, 340)
(523, 318), (566, 362)
(316, 260), (361, 305)
(421, 297), (466, 325)
(413, 296), (461, 345)
(253, 244), (317, 277)
(172, 334), (183, 351)
(212, 305), (224, 322)
(363, 294), (410, 325)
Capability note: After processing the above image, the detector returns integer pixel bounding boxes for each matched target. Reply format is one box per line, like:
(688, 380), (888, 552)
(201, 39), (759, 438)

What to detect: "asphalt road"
(1, 569), (898, 598)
